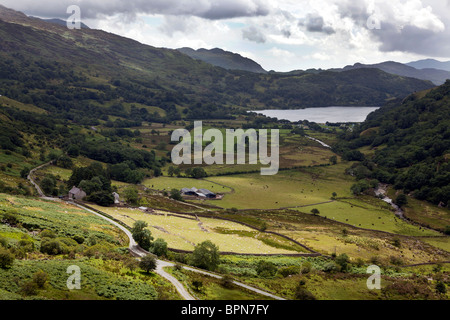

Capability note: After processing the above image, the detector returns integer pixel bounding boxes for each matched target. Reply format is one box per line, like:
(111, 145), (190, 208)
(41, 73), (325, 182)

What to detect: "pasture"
(91, 206), (307, 254)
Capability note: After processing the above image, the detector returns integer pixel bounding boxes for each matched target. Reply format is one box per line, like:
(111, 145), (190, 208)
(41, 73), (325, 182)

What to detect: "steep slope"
(178, 47), (267, 73)
(342, 61), (450, 85)
(337, 81), (450, 207)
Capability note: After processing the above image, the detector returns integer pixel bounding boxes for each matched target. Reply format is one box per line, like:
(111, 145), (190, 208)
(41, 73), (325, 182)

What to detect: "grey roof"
(69, 186), (83, 195)
(198, 188), (215, 195)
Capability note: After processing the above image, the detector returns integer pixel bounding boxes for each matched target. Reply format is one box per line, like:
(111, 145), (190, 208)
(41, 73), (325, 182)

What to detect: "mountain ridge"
(177, 47), (267, 74)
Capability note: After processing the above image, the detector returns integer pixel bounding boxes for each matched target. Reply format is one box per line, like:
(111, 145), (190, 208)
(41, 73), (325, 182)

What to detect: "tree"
(169, 189), (183, 201)
(139, 254), (157, 273)
(168, 166), (175, 177)
(123, 186), (139, 205)
(331, 192), (337, 199)
(190, 240), (220, 271)
(151, 238), (168, 257)
(131, 221), (153, 251)
(20, 167), (30, 179)
(310, 208), (320, 215)
(394, 194), (408, 207)
(191, 167), (207, 179)
(41, 176), (56, 195)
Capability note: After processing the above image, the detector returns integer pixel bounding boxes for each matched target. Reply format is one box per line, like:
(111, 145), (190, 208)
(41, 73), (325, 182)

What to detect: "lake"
(251, 106), (380, 123)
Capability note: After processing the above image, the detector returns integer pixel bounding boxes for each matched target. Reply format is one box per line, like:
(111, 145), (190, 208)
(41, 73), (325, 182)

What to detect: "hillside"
(0, 4), (436, 118)
(342, 61), (450, 85)
(178, 47), (267, 73)
(336, 81), (450, 208)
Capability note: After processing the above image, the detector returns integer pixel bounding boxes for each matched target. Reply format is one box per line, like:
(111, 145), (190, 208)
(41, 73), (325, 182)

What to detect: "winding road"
(27, 164), (286, 301)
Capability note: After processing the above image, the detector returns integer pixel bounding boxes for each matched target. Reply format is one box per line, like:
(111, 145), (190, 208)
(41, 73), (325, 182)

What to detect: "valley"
(0, 4), (448, 303)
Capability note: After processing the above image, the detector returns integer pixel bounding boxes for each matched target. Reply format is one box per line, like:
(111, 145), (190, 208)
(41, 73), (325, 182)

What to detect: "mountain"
(34, 17), (90, 29)
(407, 59), (450, 72)
(177, 47), (267, 73)
(337, 81), (450, 208)
(0, 4), (436, 121)
(341, 61), (450, 85)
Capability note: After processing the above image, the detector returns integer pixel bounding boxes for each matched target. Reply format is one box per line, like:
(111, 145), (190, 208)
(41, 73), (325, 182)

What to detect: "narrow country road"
(27, 163), (287, 301)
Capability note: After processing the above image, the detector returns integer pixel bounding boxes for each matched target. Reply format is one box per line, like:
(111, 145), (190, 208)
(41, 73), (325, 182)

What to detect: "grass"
(292, 198), (440, 236)
(0, 193), (126, 245)
(197, 163), (354, 210)
(167, 267), (274, 300)
(142, 176), (232, 193)
(90, 205), (307, 254)
(401, 196), (450, 232)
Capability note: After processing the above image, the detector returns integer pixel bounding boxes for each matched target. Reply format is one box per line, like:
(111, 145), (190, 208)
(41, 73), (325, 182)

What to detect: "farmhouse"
(68, 186), (86, 201)
(181, 187), (217, 199)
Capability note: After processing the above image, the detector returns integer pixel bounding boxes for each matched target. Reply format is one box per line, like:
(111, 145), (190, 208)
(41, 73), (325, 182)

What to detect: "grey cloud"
(1, 0), (271, 20)
(242, 26), (266, 43)
(373, 23), (450, 56)
(335, 0), (450, 57)
(299, 14), (335, 35)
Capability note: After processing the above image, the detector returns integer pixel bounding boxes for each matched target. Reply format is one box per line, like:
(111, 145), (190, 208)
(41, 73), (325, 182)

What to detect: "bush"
(220, 275), (234, 289)
(40, 239), (68, 255)
(40, 229), (56, 239)
(19, 281), (38, 296)
(33, 270), (49, 288)
(335, 253), (350, 272)
(278, 266), (301, 277)
(294, 281), (316, 300)
(323, 261), (340, 273)
(0, 247), (15, 268)
(256, 260), (277, 278)
(436, 281), (446, 294)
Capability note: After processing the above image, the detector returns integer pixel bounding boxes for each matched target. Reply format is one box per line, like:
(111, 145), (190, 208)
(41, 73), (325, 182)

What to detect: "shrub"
(192, 280), (204, 292)
(220, 275), (234, 289)
(256, 260), (277, 278)
(40, 229), (56, 239)
(323, 262), (340, 273)
(294, 282), (316, 300)
(0, 247), (15, 268)
(335, 253), (350, 272)
(33, 270), (49, 288)
(278, 266), (301, 277)
(301, 262), (312, 274)
(40, 239), (68, 255)
(436, 281), (446, 294)
(19, 281), (38, 296)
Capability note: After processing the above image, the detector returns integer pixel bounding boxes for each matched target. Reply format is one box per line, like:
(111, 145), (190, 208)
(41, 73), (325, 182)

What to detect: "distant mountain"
(178, 47), (267, 74)
(36, 18), (90, 29)
(341, 61), (450, 85)
(406, 59), (450, 72)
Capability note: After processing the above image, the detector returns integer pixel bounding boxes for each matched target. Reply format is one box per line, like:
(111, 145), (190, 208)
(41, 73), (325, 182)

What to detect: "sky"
(1, 0), (450, 72)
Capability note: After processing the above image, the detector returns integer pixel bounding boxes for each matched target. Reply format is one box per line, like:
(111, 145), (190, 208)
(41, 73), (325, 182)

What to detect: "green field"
(292, 199), (440, 236)
(91, 206), (307, 254)
(143, 177), (232, 194)
(197, 164), (354, 209)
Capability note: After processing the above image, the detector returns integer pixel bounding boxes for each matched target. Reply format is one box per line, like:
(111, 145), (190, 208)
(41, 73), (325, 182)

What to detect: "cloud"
(299, 13), (335, 35)
(1, 0), (272, 20)
(242, 26), (266, 43)
(335, 0), (450, 56)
